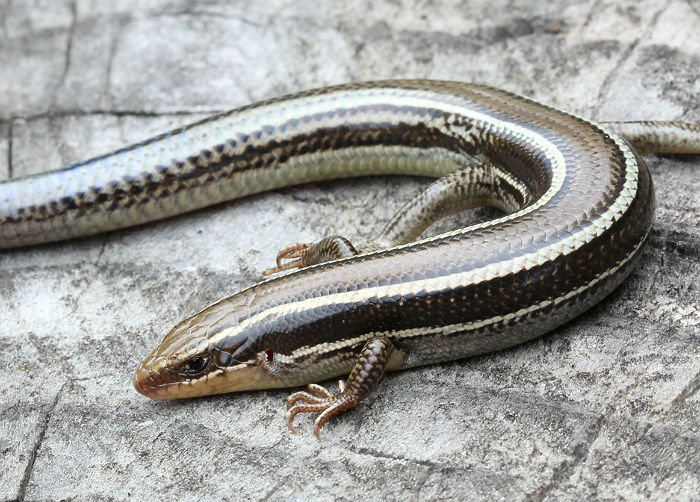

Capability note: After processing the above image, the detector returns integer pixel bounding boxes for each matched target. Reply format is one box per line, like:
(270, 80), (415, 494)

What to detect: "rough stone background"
(1, 1), (699, 501)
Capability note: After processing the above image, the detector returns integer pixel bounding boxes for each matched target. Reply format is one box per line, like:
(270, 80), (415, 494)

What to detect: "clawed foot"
(263, 236), (358, 276)
(283, 338), (395, 440)
(285, 381), (350, 440)
(263, 243), (314, 276)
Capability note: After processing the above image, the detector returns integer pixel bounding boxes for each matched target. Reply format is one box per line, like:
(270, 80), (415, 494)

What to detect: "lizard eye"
(185, 356), (208, 373)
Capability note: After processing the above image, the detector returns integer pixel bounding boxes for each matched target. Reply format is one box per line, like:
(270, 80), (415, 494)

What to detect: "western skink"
(2, 81), (698, 439)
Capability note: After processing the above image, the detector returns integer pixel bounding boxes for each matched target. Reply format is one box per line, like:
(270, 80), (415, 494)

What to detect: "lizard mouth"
(132, 359), (280, 399)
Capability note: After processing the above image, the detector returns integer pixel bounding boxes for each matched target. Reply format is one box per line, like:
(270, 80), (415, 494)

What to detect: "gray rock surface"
(1, 1), (699, 501)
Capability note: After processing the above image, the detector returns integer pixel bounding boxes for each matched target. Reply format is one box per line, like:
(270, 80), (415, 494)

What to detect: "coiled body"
(2, 82), (694, 418)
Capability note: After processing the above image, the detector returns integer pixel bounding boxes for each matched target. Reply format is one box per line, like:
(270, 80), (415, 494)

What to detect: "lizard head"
(133, 296), (282, 399)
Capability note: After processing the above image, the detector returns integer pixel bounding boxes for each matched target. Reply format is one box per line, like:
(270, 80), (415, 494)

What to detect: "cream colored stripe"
(187, 90), (638, 356)
(206, 138), (635, 350)
(276, 228), (648, 363)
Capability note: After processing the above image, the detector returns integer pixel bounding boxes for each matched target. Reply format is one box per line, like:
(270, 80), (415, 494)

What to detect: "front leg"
(263, 160), (529, 276)
(263, 236), (357, 276)
(285, 337), (395, 440)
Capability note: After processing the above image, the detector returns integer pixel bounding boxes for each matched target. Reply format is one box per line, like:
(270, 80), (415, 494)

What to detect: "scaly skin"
(3, 81), (697, 437)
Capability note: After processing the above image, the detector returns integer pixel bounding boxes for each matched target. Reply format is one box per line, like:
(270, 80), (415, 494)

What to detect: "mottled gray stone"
(0, 124), (8, 181)
(1, 1), (700, 501)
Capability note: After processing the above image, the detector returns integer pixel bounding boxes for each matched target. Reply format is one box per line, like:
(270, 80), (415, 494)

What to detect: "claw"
(283, 383), (359, 441)
(286, 402), (331, 437)
(308, 383), (334, 399)
(284, 382), (341, 440)
(283, 338), (394, 439)
(263, 243), (313, 276)
(263, 236), (358, 276)
(286, 389), (326, 409)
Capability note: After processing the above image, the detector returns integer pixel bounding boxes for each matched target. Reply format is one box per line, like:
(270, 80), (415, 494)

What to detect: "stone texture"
(1, 1), (699, 501)
(0, 123), (8, 181)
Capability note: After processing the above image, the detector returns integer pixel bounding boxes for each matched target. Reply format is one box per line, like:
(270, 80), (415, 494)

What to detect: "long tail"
(603, 121), (700, 154)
